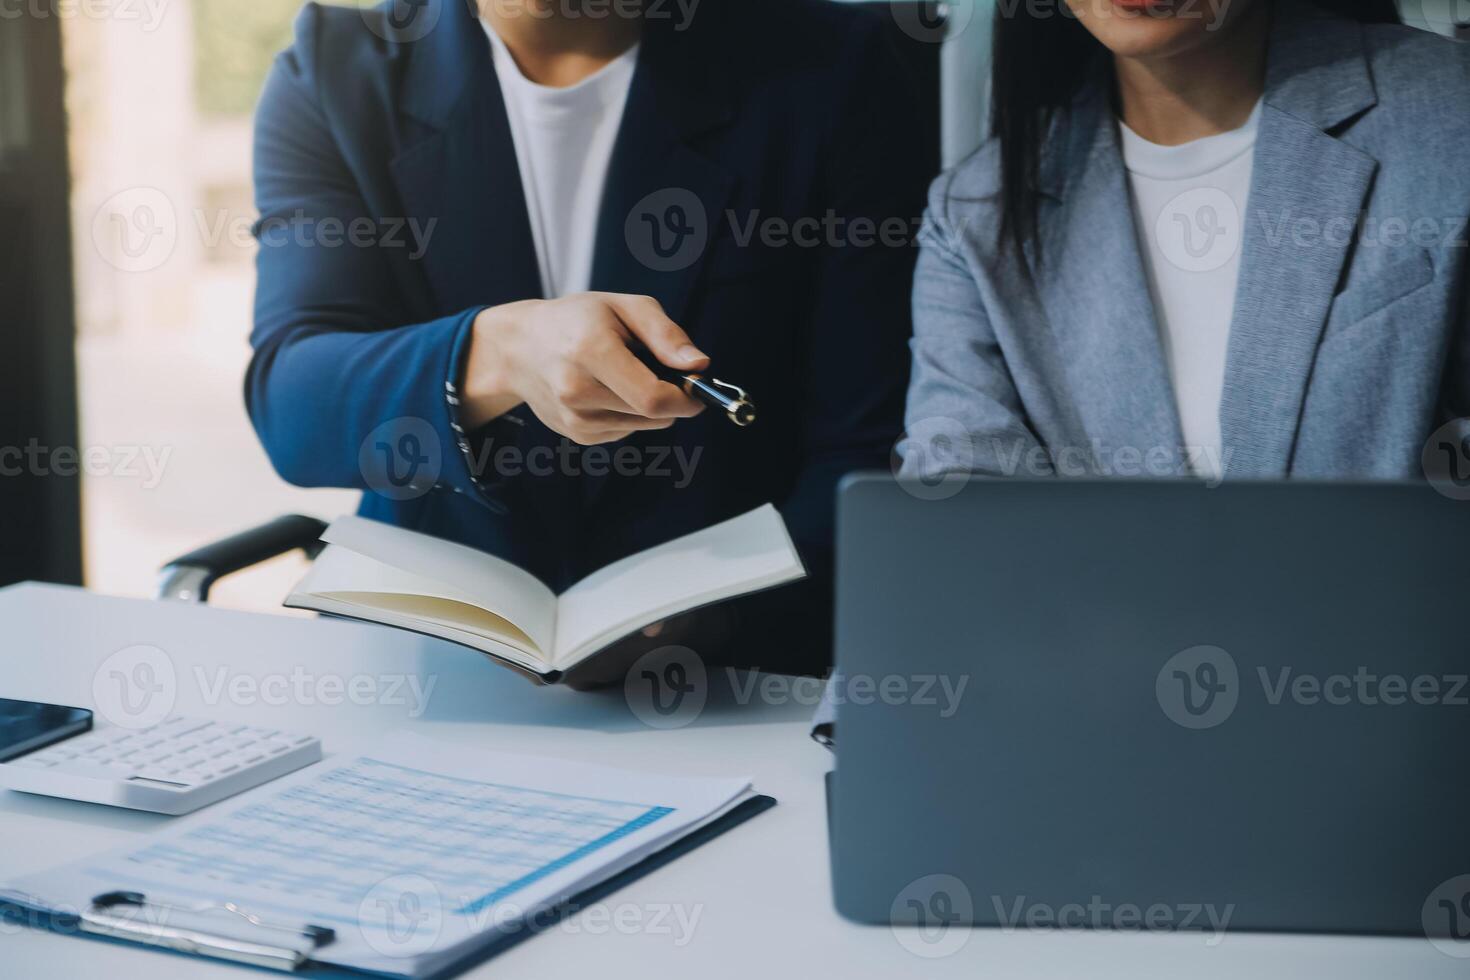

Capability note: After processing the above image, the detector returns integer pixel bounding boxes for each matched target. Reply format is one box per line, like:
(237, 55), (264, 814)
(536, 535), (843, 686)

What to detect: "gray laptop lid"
(830, 476), (1470, 939)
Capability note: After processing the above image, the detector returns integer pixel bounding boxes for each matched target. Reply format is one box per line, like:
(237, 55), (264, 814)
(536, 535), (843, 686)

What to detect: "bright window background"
(64, 0), (357, 612)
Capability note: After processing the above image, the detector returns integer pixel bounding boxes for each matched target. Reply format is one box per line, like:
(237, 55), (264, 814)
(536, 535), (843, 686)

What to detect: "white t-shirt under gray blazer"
(900, 1), (1470, 485)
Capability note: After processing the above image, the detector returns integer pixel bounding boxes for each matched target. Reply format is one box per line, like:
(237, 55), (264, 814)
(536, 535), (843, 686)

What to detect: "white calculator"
(0, 716), (321, 815)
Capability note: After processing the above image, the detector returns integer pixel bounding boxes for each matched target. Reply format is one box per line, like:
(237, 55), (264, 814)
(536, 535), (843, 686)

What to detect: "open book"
(285, 504), (806, 682)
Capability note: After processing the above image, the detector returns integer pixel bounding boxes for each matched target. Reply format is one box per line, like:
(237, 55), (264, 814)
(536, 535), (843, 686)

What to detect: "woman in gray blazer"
(902, 0), (1470, 487)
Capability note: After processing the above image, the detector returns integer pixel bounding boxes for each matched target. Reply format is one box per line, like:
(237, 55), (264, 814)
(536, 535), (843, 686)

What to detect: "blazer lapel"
(1032, 87), (1186, 470)
(385, 3), (739, 520)
(588, 18), (737, 325)
(388, 0), (542, 314)
(1218, 7), (1378, 477)
(581, 16), (737, 506)
(388, 1), (567, 566)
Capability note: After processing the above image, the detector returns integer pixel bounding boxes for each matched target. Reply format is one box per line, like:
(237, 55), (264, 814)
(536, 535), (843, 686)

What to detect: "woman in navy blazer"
(246, 0), (931, 678)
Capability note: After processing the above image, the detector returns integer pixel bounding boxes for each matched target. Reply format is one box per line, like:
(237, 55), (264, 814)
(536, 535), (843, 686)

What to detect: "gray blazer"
(900, 1), (1470, 484)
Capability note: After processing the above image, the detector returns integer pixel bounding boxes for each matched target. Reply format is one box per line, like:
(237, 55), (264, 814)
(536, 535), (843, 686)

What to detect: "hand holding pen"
(459, 292), (752, 445)
(633, 348), (756, 427)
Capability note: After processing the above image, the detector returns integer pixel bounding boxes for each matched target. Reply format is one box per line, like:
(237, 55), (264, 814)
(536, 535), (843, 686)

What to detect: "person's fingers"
(564, 428), (638, 447)
(556, 306), (698, 420)
(545, 366), (641, 414)
(572, 410), (676, 433)
(601, 293), (709, 371)
(586, 342), (704, 420)
(555, 410), (675, 447)
(641, 621), (666, 639)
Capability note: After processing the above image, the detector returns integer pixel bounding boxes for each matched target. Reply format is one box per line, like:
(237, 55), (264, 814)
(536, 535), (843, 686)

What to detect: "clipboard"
(0, 794), (777, 978)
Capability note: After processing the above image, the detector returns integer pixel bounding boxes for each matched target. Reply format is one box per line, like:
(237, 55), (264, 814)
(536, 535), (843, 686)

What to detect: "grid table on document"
(119, 757), (675, 913)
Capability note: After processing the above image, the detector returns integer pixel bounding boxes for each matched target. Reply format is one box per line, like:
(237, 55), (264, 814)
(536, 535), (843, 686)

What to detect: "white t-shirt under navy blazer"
(483, 22), (639, 299)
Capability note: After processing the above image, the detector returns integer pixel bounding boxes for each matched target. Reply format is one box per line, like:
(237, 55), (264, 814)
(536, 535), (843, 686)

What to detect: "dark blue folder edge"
(0, 794), (777, 979)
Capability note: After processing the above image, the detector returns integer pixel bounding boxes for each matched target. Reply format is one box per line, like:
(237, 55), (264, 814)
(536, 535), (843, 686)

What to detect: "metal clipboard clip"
(80, 891), (336, 973)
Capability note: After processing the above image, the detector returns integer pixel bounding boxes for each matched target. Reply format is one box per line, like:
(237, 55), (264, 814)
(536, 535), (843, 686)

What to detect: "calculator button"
(62, 761), (134, 780)
(134, 767), (191, 785)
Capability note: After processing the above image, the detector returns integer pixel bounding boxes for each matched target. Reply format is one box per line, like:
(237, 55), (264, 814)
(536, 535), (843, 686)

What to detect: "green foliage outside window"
(193, 0), (312, 117)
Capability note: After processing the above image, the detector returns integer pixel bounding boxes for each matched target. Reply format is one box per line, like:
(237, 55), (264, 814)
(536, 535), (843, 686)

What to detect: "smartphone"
(0, 698), (93, 763)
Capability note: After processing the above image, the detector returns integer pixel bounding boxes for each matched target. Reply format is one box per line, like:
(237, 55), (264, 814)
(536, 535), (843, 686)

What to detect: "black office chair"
(157, 1), (947, 604)
(157, 515), (330, 602)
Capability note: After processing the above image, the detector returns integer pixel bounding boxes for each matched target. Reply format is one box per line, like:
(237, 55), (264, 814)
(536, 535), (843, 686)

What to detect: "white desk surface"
(0, 582), (1459, 979)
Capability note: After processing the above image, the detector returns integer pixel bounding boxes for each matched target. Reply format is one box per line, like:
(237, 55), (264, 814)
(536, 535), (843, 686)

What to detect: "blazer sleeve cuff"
(443, 309), (526, 512)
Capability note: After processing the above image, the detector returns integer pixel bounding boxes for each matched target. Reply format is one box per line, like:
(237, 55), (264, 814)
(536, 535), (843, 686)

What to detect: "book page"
(317, 516), (558, 655)
(553, 504), (806, 666)
(290, 547), (548, 662)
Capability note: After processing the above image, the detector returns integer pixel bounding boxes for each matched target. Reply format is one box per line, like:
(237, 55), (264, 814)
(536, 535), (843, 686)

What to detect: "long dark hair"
(989, 0), (1401, 255)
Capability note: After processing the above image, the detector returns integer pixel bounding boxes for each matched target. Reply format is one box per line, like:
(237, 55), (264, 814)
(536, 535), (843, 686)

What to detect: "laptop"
(828, 475), (1470, 940)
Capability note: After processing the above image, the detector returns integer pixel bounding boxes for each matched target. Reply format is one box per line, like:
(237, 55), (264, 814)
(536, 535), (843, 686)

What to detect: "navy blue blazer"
(246, 0), (931, 673)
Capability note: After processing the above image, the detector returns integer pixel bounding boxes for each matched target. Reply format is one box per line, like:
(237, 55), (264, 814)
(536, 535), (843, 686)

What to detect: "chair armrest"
(157, 515), (328, 603)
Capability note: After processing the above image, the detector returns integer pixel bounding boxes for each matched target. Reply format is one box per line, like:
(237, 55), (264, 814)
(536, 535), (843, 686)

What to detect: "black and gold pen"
(635, 349), (757, 427)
